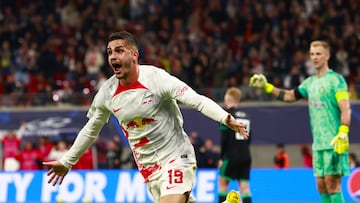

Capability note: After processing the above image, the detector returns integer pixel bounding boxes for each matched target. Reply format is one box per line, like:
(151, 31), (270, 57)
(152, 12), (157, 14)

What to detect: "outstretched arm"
(182, 92), (249, 139)
(268, 86), (298, 102)
(249, 74), (302, 102)
(42, 117), (105, 186)
(42, 91), (110, 186)
(157, 68), (249, 139)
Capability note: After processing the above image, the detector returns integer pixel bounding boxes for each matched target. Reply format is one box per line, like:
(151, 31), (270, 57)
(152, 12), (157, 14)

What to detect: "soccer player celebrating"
(249, 40), (351, 203)
(43, 31), (247, 203)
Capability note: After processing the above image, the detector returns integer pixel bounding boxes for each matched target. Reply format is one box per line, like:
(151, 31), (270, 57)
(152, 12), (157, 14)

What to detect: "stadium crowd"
(2, 127), (359, 171)
(0, 127), (135, 170)
(0, 128), (220, 170)
(0, 0), (359, 107)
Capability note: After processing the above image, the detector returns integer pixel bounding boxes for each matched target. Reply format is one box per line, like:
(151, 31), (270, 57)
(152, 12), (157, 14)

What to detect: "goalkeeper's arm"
(249, 74), (303, 102)
(329, 91), (351, 154)
(268, 85), (301, 103)
(336, 91), (351, 127)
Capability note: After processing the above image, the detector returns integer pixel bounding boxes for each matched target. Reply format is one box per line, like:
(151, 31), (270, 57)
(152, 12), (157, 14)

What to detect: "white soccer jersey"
(60, 65), (229, 181)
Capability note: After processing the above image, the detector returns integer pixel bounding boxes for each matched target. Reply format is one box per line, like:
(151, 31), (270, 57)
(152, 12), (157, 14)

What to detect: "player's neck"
(315, 65), (329, 78)
(119, 64), (139, 86)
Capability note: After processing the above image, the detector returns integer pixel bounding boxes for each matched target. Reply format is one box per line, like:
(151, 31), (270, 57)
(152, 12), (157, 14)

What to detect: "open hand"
(42, 160), (69, 186)
(224, 114), (249, 139)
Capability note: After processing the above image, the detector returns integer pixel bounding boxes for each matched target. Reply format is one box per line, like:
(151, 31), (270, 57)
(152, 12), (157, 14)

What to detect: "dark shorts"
(219, 159), (251, 181)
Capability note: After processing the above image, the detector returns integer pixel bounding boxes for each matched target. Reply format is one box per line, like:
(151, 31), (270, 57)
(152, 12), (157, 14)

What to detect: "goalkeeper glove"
(225, 190), (241, 203)
(330, 125), (349, 154)
(249, 74), (274, 94)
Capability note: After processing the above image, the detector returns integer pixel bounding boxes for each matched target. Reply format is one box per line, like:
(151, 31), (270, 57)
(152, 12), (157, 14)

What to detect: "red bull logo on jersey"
(126, 117), (157, 129)
(347, 168), (360, 201)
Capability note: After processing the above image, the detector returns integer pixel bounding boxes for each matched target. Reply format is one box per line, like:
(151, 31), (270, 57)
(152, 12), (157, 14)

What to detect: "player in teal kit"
(249, 40), (351, 203)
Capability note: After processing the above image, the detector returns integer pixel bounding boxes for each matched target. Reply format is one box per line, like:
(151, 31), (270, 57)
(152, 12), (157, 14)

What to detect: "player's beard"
(114, 59), (132, 80)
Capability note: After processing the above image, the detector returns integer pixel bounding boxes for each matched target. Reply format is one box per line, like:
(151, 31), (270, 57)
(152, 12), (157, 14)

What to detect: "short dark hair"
(108, 31), (138, 49)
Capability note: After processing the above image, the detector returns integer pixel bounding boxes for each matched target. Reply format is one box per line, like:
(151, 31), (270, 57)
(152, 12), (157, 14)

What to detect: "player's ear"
(325, 49), (331, 60)
(326, 52), (330, 61)
(132, 49), (139, 56)
(132, 50), (139, 62)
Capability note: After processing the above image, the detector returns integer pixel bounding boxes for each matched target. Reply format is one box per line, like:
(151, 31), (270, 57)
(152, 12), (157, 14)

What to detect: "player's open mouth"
(112, 63), (122, 72)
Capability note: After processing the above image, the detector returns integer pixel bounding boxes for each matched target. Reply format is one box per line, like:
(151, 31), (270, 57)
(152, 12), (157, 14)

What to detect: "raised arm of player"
(249, 74), (302, 102)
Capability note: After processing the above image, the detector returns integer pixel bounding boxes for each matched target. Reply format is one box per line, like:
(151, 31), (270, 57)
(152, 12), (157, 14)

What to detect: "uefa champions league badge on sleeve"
(348, 168), (360, 201)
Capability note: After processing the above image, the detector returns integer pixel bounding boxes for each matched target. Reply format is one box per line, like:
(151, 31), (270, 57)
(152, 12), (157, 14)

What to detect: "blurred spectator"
(335, 42), (350, 80)
(95, 139), (109, 169)
(349, 152), (360, 169)
(56, 81), (74, 104)
(211, 61), (228, 101)
(37, 136), (54, 165)
(192, 64), (206, 95)
(0, 40), (12, 75)
(47, 140), (68, 161)
(300, 144), (312, 168)
(109, 135), (136, 169)
(283, 64), (305, 89)
(14, 46), (30, 89)
(1, 130), (21, 170)
(60, 1), (79, 27)
(15, 120), (27, 138)
(274, 144), (290, 169)
(189, 131), (204, 149)
(31, 83), (53, 106)
(106, 139), (123, 169)
(95, 72), (107, 91)
(189, 130), (204, 163)
(84, 45), (104, 81)
(72, 147), (94, 170)
(3, 74), (16, 94)
(197, 138), (219, 168)
(17, 140), (40, 170)
(0, 73), (5, 95)
(63, 44), (77, 79)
